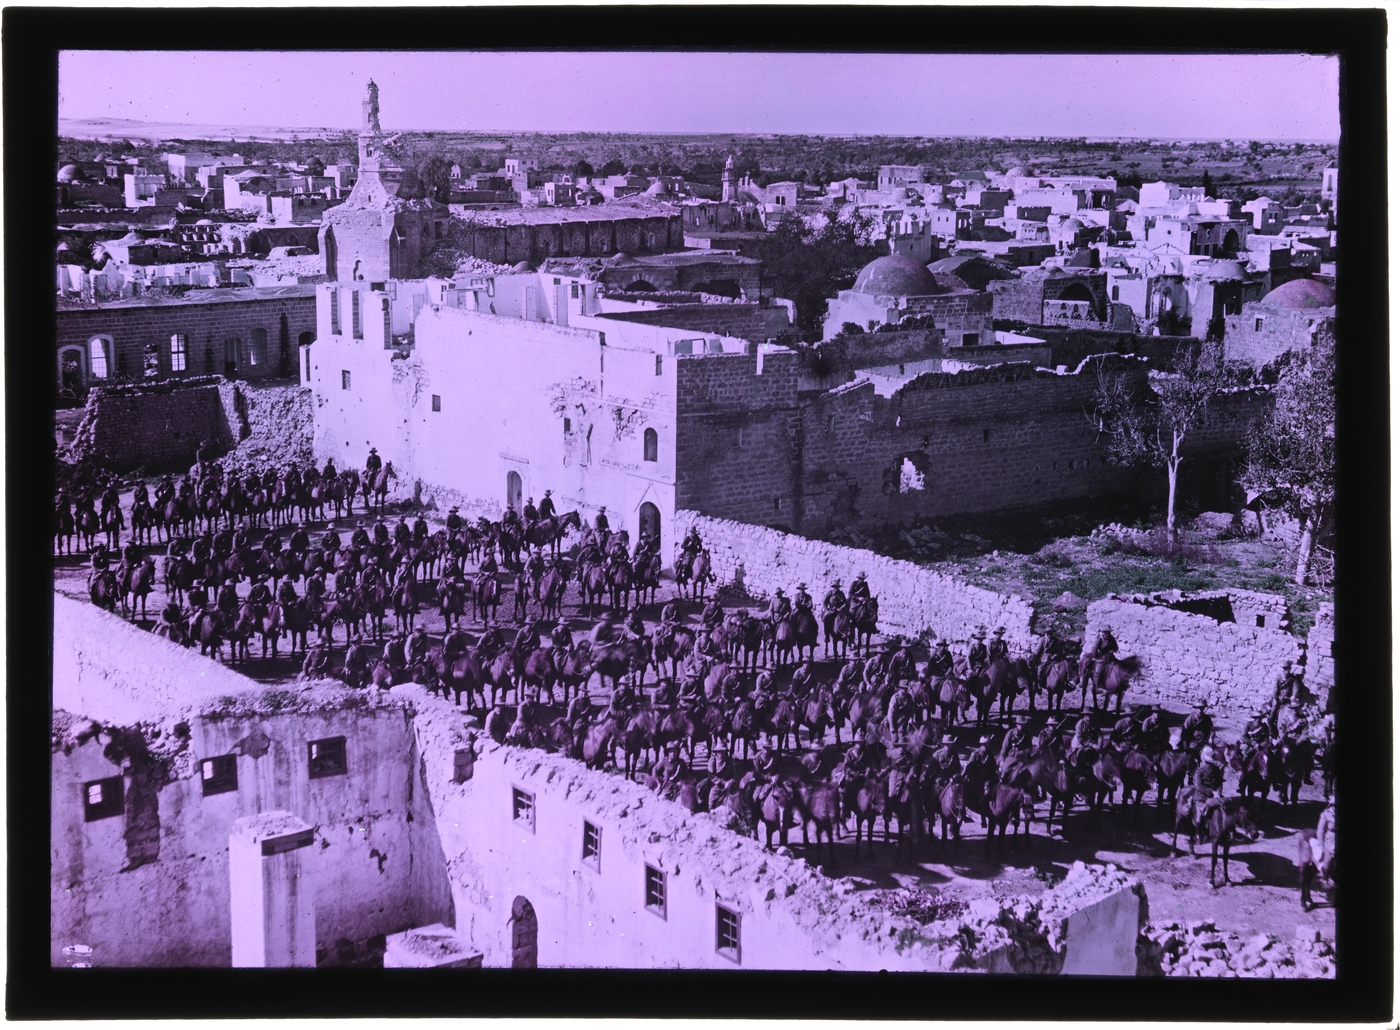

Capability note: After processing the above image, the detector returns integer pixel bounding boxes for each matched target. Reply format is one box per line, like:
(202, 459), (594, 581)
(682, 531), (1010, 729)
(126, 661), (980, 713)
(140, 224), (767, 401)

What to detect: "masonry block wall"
(598, 305), (768, 344)
(55, 288), (316, 386)
(67, 379), (313, 470)
(674, 350), (802, 527)
(1224, 306), (1331, 369)
(797, 358), (1149, 535)
(994, 324), (1197, 372)
(403, 684), (1142, 971)
(1084, 597), (1302, 732)
(1304, 602), (1335, 699)
(674, 510), (1038, 650)
(447, 214), (684, 266)
(50, 596), (453, 968)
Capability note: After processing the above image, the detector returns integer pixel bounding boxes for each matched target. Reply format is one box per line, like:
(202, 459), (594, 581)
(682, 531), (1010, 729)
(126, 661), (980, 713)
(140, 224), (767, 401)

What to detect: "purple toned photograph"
(52, 49), (1339, 976)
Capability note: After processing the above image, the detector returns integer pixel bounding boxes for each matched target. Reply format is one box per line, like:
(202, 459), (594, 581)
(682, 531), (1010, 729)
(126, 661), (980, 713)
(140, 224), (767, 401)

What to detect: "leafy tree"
(304, 156), (325, 177)
(1241, 328), (1335, 583)
(1201, 169), (1212, 196)
(599, 158), (626, 177)
(574, 159), (594, 179)
(756, 211), (882, 341)
(1091, 341), (1236, 543)
(415, 154), (456, 202)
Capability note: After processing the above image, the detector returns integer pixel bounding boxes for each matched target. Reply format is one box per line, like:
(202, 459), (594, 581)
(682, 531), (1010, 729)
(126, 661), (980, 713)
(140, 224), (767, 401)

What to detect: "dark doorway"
(223, 337), (240, 377)
(639, 501), (660, 545)
(507, 470), (523, 514)
(624, 280), (657, 292)
(324, 227), (338, 280)
(1057, 282), (1095, 304)
(1222, 229), (1241, 256)
(58, 347), (85, 397)
(693, 278), (741, 298)
(510, 896), (538, 968)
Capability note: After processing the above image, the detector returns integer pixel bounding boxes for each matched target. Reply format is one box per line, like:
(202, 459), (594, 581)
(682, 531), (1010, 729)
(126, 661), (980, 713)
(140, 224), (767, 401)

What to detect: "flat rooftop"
(59, 284), (318, 311)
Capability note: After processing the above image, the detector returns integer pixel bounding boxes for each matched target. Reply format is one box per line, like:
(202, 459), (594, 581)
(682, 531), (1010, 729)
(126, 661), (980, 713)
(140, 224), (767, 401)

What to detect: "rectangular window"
(200, 754), (238, 796)
(571, 284), (580, 299)
(716, 904), (740, 961)
(432, 394), (442, 412)
(1111, 285), (1120, 301)
(434, 221), (444, 240)
(341, 370), (351, 391)
(84, 776), (124, 822)
(655, 354), (663, 376)
(1255, 317), (1264, 331)
(645, 865), (667, 918)
(1256, 614), (1267, 628)
(89, 340), (109, 379)
(307, 736), (347, 779)
(249, 328), (267, 366)
(582, 820), (601, 869)
(170, 333), (188, 372)
(563, 417), (572, 434)
(304, 347), (312, 381)
(962, 333), (979, 347)
(330, 288), (341, 334)
(513, 787), (535, 832)
(351, 291), (362, 338)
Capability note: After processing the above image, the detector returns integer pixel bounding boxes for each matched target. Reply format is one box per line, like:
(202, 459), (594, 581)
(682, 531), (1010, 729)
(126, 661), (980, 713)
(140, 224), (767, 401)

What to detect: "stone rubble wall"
(400, 683), (1144, 972)
(1304, 602), (1334, 698)
(675, 510), (1038, 649)
(1085, 597), (1302, 731)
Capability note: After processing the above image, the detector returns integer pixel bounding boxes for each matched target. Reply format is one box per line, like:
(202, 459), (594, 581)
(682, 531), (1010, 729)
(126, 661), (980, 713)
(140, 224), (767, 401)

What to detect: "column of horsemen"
(56, 450), (1334, 877)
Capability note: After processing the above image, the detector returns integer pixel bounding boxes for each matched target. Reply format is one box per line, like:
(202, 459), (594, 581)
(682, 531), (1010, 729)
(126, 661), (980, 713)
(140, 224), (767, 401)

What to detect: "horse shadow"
(1237, 849), (1306, 889)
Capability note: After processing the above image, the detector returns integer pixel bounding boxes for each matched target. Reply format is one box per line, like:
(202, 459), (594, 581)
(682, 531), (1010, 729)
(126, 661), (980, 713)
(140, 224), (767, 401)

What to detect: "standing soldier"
(988, 626), (1009, 662)
(537, 489), (556, 521)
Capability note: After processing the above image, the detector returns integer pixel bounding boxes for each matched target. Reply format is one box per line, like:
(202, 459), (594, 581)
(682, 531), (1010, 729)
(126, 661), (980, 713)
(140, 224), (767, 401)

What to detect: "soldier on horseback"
(823, 579), (847, 615)
(446, 505), (463, 534)
(1181, 701), (1214, 752)
(502, 504), (522, 534)
(538, 490), (556, 521)
(927, 637), (954, 680)
(768, 587), (791, 622)
(967, 627), (989, 675)
(372, 518), (389, 548)
(679, 526), (703, 566)
(290, 521), (310, 556)
(523, 496), (539, 524)
(247, 575), (273, 613)
(702, 597), (724, 631)
(550, 617), (572, 654)
(350, 520), (371, 550)
(849, 571), (871, 603)
(594, 506), (610, 533)
(1190, 743), (1226, 827)
(1275, 695), (1308, 742)
(794, 582), (813, 613)
(930, 734), (961, 783)
(988, 626), (1009, 662)
(364, 447), (382, 484)
(322, 525), (342, 555)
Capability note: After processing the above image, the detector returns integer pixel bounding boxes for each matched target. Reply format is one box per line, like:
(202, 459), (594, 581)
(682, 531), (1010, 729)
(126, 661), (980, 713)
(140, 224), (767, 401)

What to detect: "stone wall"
(66, 378), (312, 471)
(50, 596), (453, 967)
(674, 511), (1038, 650)
(1304, 602), (1334, 698)
(403, 684), (1145, 972)
(1225, 305), (1331, 369)
(55, 286), (316, 385)
(448, 214), (684, 265)
(1084, 596), (1302, 731)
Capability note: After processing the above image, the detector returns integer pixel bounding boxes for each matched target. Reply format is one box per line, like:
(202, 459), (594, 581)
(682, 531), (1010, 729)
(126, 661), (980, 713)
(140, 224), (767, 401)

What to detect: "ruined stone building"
(318, 81), (446, 283)
(55, 284), (317, 394)
(52, 593), (1146, 971)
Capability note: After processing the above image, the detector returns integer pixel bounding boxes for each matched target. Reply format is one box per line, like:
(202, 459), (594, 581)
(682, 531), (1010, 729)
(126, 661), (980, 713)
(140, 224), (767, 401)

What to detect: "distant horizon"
(57, 115), (1339, 147)
(59, 51), (1340, 141)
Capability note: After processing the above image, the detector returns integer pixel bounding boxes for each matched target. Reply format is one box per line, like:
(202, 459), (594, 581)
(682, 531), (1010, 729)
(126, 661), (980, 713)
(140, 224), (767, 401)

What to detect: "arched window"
(643, 427), (658, 462)
(87, 335), (111, 379)
(249, 328), (267, 367)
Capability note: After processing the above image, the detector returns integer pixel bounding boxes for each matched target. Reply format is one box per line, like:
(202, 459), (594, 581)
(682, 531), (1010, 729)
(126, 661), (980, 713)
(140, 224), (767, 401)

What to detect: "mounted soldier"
(549, 617), (573, 654)
(1275, 694), (1308, 742)
(1181, 701), (1214, 752)
(930, 734), (961, 783)
(394, 516), (412, 548)
(350, 520), (371, 550)
(523, 496), (539, 524)
(823, 579), (847, 616)
(290, 521), (310, 556)
(321, 526), (342, 555)
(372, 518), (390, 548)
(502, 503), (522, 533)
(1189, 743), (1226, 827)
(247, 575), (273, 612)
(794, 582), (814, 613)
(768, 587), (791, 623)
(702, 597), (725, 631)
(445, 505), (464, 534)
(322, 457), (337, 482)
(967, 627), (989, 675)
(988, 626), (1009, 662)
(926, 637), (954, 680)
(594, 506), (610, 534)
(848, 571), (871, 604)
(679, 525), (703, 565)
(537, 490), (556, 521)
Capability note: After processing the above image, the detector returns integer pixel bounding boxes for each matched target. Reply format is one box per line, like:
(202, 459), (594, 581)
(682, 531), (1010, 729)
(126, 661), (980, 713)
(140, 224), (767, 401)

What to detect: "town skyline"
(60, 50), (1340, 141)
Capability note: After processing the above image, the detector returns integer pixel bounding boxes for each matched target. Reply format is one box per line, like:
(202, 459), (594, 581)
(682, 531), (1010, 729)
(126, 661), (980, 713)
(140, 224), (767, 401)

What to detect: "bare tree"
(1241, 328), (1335, 584)
(1091, 341), (1233, 543)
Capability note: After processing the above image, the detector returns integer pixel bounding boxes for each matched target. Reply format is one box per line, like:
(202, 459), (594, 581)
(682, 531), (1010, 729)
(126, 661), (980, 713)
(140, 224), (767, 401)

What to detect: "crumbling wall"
(674, 511), (1037, 650)
(402, 685), (1145, 972)
(50, 596), (452, 967)
(1084, 596), (1302, 731)
(215, 380), (314, 468)
(1304, 602), (1334, 699)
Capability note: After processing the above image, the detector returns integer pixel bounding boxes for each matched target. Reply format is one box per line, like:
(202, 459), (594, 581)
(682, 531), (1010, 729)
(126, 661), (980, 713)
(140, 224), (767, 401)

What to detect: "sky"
(59, 50), (1340, 141)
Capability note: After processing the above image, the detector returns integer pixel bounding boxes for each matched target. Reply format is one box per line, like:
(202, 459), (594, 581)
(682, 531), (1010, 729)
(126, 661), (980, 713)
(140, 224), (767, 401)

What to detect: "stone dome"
(645, 180), (670, 196)
(1004, 165), (1027, 179)
(57, 164), (85, 183)
(852, 254), (945, 297)
(511, 260), (533, 273)
(1261, 277), (1336, 311)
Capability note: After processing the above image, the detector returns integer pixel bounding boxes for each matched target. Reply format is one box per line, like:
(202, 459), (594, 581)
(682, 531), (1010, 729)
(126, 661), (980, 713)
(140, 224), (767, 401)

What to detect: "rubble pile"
(1141, 919), (1336, 978)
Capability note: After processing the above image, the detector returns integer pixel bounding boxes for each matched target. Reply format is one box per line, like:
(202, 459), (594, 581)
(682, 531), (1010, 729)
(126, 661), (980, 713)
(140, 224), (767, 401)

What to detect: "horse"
(789, 608), (820, 665)
(755, 779), (797, 850)
(794, 780), (841, 869)
(89, 568), (120, 612)
(475, 572), (501, 624)
(257, 602), (284, 659)
(681, 550), (712, 602)
(538, 568), (567, 622)
(849, 596), (880, 655)
(124, 557), (157, 620)
(843, 770), (888, 859)
(930, 776), (967, 855)
(984, 783), (1033, 856)
(368, 462), (397, 512)
(1079, 655), (1142, 712)
(579, 562), (609, 619)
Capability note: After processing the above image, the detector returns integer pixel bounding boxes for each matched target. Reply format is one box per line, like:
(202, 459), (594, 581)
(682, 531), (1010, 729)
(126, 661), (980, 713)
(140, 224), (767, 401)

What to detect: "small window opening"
(716, 904), (740, 961)
(645, 865), (667, 918)
(572, 284), (580, 299)
(432, 394), (442, 412)
(351, 291), (362, 339)
(513, 787), (536, 832)
(655, 354), (663, 376)
(564, 417), (572, 434)
(643, 428), (658, 462)
(582, 821), (601, 869)
(1255, 317), (1264, 332)
(330, 288), (341, 334)
(308, 736), (347, 778)
(341, 370), (351, 391)
(962, 333), (979, 347)
(83, 776), (124, 822)
(201, 754), (238, 796)
(982, 428), (991, 443)
(1256, 614), (1267, 628)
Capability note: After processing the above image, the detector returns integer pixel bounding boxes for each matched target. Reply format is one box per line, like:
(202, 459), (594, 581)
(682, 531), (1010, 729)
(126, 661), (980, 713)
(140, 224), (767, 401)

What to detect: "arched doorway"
(1057, 282), (1094, 303)
(58, 346), (87, 396)
(506, 470), (523, 514)
(639, 502), (660, 546)
(1221, 229), (1240, 256)
(510, 896), (538, 968)
(624, 280), (657, 293)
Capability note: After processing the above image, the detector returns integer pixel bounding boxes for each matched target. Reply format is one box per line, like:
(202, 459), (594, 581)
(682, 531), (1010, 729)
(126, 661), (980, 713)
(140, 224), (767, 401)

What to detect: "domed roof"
(511, 260), (533, 273)
(852, 254), (945, 297)
(57, 164), (85, 182)
(1061, 217), (1085, 231)
(1261, 277), (1336, 311)
(644, 180), (670, 196)
(1004, 165), (1026, 179)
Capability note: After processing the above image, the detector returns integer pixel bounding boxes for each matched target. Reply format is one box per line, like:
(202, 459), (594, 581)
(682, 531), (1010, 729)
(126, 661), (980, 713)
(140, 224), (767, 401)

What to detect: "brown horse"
(1079, 655), (1142, 712)
(794, 780), (841, 869)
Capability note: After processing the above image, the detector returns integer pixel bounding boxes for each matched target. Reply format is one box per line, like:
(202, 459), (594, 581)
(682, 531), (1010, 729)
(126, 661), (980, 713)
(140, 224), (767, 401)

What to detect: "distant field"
(59, 117), (348, 142)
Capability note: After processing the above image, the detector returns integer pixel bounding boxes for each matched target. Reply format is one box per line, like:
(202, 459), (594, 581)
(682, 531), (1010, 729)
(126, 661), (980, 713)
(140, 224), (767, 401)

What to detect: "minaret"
(721, 154), (737, 203)
(359, 80), (381, 166)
